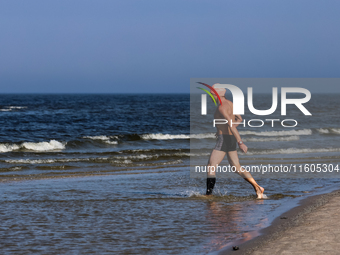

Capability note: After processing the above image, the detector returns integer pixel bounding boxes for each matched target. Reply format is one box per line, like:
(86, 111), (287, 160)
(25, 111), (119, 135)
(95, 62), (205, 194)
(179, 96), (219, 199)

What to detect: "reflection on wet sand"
(204, 199), (268, 252)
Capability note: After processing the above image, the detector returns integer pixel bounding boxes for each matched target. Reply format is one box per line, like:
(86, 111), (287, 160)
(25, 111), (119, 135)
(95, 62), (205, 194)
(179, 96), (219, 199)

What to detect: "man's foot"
(256, 186), (265, 199)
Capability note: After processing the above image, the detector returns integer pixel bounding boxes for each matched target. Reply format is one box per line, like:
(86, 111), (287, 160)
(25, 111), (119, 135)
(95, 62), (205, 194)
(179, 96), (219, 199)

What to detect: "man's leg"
(227, 151), (265, 199)
(206, 149), (226, 195)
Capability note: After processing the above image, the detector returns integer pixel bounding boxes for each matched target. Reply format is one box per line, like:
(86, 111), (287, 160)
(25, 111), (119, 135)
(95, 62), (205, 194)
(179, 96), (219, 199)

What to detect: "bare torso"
(214, 98), (237, 135)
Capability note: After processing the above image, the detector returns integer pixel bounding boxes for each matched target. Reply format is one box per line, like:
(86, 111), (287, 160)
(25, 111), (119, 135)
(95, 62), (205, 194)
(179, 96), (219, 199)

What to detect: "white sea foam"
(110, 159), (133, 164)
(190, 133), (216, 139)
(0, 144), (21, 153)
(244, 136), (300, 142)
(0, 140), (66, 153)
(239, 129), (312, 137)
(141, 133), (216, 140)
(6, 159), (58, 164)
(162, 159), (183, 165)
(116, 154), (156, 160)
(9, 106), (27, 109)
(113, 152), (208, 161)
(10, 167), (22, 171)
(83, 135), (118, 144)
(317, 128), (330, 134)
(136, 159), (183, 166)
(173, 152), (210, 157)
(185, 190), (205, 197)
(331, 128), (340, 134)
(141, 130), (312, 140)
(141, 133), (190, 140)
(5, 158), (89, 164)
(0, 106), (27, 111)
(317, 128), (340, 134)
(105, 141), (118, 144)
(22, 140), (66, 151)
(83, 135), (110, 140)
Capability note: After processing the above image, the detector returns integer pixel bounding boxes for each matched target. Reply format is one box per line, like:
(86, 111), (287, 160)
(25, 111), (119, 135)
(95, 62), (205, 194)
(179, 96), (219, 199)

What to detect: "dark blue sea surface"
(0, 94), (189, 141)
(0, 94), (190, 176)
(0, 94), (339, 254)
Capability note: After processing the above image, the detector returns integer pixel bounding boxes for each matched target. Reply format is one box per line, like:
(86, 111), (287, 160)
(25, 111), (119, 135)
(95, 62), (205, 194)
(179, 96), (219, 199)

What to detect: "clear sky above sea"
(0, 0), (340, 93)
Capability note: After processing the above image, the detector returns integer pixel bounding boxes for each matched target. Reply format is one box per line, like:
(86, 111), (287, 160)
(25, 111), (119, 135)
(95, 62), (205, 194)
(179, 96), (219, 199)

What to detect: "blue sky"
(0, 0), (340, 93)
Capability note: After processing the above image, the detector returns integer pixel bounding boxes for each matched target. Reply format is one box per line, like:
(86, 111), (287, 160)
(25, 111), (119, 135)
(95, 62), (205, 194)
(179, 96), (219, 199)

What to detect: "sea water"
(0, 94), (339, 254)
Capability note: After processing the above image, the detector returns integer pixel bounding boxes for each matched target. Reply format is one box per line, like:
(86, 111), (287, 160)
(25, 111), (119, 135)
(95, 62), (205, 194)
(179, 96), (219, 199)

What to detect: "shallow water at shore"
(1, 170), (339, 254)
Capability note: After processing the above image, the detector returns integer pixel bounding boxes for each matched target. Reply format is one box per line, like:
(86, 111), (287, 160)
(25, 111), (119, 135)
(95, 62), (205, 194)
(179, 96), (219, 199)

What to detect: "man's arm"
(218, 106), (247, 153)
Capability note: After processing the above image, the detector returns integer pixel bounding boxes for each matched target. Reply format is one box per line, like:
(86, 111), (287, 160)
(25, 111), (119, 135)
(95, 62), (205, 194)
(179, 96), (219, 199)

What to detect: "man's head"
(210, 84), (226, 98)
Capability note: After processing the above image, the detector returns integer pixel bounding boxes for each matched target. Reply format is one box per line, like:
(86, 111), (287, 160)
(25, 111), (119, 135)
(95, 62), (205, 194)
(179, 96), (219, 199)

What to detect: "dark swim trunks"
(214, 134), (237, 152)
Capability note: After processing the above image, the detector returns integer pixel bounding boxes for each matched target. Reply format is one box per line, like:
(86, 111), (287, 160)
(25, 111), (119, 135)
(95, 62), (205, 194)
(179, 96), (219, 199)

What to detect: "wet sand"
(218, 189), (340, 255)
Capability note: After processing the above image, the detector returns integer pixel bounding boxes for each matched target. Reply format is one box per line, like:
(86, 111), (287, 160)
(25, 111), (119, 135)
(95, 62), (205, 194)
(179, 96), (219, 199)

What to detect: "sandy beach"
(219, 189), (340, 255)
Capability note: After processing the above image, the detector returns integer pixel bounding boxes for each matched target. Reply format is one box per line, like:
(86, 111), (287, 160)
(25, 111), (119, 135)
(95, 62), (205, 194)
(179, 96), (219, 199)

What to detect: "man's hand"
(239, 143), (248, 153)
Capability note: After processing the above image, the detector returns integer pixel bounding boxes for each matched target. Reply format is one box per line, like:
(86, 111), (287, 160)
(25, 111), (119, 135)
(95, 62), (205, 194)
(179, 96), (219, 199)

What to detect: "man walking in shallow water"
(206, 84), (265, 199)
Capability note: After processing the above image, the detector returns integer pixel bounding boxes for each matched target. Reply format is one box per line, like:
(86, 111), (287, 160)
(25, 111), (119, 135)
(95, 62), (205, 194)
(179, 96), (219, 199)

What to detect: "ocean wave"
(0, 144), (21, 153)
(83, 135), (109, 140)
(239, 129), (312, 137)
(0, 140), (66, 153)
(141, 133), (215, 140)
(105, 141), (119, 144)
(4, 157), (119, 164)
(137, 159), (183, 166)
(317, 128), (330, 134)
(190, 133), (216, 139)
(0, 166), (23, 172)
(142, 128), (339, 141)
(122, 152), (208, 159)
(22, 140), (66, 151)
(121, 148), (189, 153)
(83, 136), (118, 144)
(141, 133), (190, 140)
(114, 154), (158, 160)
(81, 131), (303, 142)
(244, 136), (300, 142)
(247, 147), (340, 155)
(109, 159), (133, 165)
(4, 156), (184, 166)
(0, 106), (27, 111)
(173, 152), (209, 157)
(140, 130), (312, 140)
(156, 128), (340, 140)
(5, 158), (89, 164)
(316, 128), (340, 135)
(6, 159), (57, 164)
